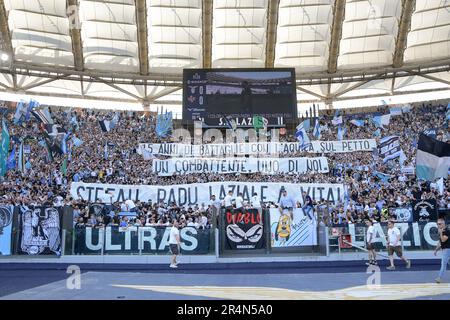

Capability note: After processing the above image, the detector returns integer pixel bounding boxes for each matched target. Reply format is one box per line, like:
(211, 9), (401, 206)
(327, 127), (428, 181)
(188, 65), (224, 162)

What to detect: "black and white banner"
(348, 222), (441, 250)
(412, 199), (438, 222)
(17, 206), (62, 255)
(153, 157), (329, 176)
(139, 140), (377, 157)
(378, 136), (402, 162)
(71, 181), (344, 206)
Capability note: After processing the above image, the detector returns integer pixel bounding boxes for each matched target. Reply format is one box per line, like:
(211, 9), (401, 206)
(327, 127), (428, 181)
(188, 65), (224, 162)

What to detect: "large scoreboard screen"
(183, 68), (297, 127)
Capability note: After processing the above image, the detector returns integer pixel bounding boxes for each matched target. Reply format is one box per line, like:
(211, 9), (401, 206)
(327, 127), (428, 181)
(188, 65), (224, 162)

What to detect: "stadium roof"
(0, 0), (450, 114)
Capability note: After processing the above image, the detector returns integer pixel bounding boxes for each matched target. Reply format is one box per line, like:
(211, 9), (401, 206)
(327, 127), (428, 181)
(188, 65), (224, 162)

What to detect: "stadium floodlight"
(0, 53), (9, 62)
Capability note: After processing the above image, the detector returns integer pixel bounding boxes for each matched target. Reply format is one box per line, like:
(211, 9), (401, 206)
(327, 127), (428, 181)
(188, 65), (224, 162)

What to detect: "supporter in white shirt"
(209, 195), (221, 211)
(235, 193), (244, 210)
(223, 191), (233, 209)
(250, 193), (261, 209)
(125, 199), (136, 212)
(386, 220), (411, 270)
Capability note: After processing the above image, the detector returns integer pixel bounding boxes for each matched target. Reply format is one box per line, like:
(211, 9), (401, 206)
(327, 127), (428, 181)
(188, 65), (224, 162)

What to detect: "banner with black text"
(71, 181), (345, 206)
(139, 140), (377, 157)
(153, 157), (329, 176)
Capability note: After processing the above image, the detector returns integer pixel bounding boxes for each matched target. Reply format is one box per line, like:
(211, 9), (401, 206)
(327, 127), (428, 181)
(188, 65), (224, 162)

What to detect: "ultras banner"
(73, 226), (210, 254)
(270, 208), (317, 247)
(153, 157), (329, 176)
(71, 181), (345, 206)
(138, 139), (377, 157)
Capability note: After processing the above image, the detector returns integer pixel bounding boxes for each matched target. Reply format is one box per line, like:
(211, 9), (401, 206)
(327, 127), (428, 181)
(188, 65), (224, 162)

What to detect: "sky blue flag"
(1, 119), (10, 176)
(350, 119), (364, 127)
(104, 142), (109, 160)
(70, 115), (79, 129)
(372, 114), (391, 128)
(373, 171), (391, 185)
(373, 128), (381, 137)
(155, 111), (173, 138)
(446, 103), (450, 120)
(25, 99), (38, 121)
(13, 101), (26, 125)
(18, 142), (25, 173)
(110, 112), (119, 130)
(61, 131), (71, 154)
(313, 120), (321, 139)
(389, 106), (402, 116)
(337, 125), (346, 141)
(302, 119), (311, 131)
(6, 144), (16, 170)
(295, 122), (310, 146)
(72, 135), (83, 147)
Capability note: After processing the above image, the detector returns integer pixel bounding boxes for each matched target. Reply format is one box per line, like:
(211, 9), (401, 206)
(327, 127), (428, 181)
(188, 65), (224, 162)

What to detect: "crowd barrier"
(0, 205), (443, 257)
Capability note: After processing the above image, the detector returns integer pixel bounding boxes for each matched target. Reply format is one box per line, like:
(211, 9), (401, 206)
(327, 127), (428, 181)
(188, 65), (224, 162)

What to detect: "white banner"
(153, 157), (329, 176)
(71, 181), (344, 207)
(139, 139), (377, 157)
(270, 208), (317, 247)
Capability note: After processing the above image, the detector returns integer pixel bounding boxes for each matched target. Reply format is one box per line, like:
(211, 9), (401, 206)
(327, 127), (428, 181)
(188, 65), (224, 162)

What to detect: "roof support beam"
(407, 71), (450, 86)
(21, 75), (71, 91)
(0, 0), (13, 60)
(147, 86), (181, 101)
(265, 0), (280, 68)
(296, 86), (326, 100)
(327, 0), (346, 74)
(135, 0), (149, 75)
(202, 0), (213, 68)
(91, 76), (143, 100)
(332, 75), (384, 98)
(67, 0), (84, 71)
(393, 0), (415, 68)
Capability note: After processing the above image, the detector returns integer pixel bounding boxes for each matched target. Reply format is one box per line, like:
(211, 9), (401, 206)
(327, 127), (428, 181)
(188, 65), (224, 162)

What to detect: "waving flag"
(302, 119), (311, 131)
(402, 104), (412, 113)
(155, 111), (173, 138)
(7, 144), (16, 170)
(99, 119), (112, 132)
(18, 142), (25, 173)
(0, 119), (10, 176)
(110, 112), (119, 130)
(389, 106), (402, 116)
(372, 114), (391, 128)
(31, 106), (53, 124)
(13, 101), (26, 124)
(332, 110), (342, 126)
(313, 120), (321, 139)
(295, 122), (310, 146)
(337, 125), (346, 141)
(25, 100), (39, 121)
(373, 128), (381, 137)
(72, 135), (83, 147)
(350, 119), (365, 127)
(416, 134), (450, 181)
(446, 103), (450, 120)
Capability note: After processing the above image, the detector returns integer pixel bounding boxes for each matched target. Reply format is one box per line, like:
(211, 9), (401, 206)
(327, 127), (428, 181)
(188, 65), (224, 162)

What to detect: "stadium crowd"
(0, 100), (448, 228)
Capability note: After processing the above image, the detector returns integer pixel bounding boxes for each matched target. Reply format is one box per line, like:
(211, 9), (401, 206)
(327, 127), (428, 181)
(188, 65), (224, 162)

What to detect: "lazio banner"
(153, 157), (329, 176)
(139, 139), (377, 157)
(71, 181), (345, 206)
